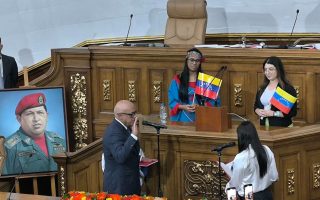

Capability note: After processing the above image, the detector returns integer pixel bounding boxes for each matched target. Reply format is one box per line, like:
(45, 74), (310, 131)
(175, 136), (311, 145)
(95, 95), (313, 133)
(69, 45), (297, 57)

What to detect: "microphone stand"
(216, 149), (223, 200)
(123, 14), (133, 46)
(153, 126), (163, 197)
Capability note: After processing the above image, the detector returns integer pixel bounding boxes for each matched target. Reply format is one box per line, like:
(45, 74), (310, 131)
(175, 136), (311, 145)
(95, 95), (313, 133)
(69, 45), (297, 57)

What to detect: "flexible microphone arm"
(123, 14), (133, 46)
(227, 112), (248, 121)
(212, 142), (236, 152)
(142, 120), (167, 129)
(288, 9), (300, 46)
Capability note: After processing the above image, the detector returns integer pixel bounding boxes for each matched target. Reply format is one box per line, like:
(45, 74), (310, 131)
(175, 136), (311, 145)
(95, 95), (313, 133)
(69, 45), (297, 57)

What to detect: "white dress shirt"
(0, 56), (4, 89)
(260, 86), (275, 107)
(226, 145), (278, 196)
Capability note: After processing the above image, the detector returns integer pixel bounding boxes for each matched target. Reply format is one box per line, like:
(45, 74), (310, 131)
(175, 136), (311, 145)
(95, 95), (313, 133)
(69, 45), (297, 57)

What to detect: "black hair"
(178, 48), (203, 103)
(237, 121), (268, 178)
(261, 56), (290, 89)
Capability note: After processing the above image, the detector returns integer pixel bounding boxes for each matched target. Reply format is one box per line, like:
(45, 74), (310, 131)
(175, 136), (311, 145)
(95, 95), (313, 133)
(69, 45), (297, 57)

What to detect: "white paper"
(220, 161), (233, 177)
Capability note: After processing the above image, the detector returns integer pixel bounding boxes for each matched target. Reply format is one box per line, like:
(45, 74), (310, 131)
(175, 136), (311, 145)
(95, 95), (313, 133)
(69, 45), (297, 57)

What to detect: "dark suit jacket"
(254, 83), (297, 127)
(1, 54), (18, 88)
(103, 119), (141, 195)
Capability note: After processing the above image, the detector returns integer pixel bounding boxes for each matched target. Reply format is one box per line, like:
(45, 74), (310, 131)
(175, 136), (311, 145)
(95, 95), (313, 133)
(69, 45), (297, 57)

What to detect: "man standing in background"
(0, 37), (18, 89)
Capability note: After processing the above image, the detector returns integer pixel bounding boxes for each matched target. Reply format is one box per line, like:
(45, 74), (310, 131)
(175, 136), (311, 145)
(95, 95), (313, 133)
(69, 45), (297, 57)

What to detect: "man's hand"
(131, 116), (139, 137)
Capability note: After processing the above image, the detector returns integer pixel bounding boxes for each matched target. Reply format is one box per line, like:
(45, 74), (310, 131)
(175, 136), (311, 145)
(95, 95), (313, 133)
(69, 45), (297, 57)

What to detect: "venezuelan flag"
(195, 72), (222, 100)
(270, 86), (297, 114)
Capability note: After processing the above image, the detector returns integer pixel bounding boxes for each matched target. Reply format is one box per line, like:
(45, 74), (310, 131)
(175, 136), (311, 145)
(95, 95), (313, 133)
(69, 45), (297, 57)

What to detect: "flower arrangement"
(61, 191), (167, 200)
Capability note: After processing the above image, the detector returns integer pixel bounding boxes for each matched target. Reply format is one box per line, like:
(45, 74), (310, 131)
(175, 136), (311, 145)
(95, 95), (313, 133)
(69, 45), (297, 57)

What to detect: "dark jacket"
(103, 119), (141, 195)
(254, 83), (297, 127)
(1, 54), (18, 88)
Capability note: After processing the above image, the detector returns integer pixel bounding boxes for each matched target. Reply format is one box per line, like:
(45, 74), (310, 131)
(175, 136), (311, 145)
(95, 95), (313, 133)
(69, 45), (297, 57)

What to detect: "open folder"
(139, 159), (158, 167)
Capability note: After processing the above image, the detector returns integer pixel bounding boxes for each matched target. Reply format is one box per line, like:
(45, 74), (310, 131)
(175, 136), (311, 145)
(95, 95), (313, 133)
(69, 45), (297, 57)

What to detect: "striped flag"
(195, 72), (222, 100)
(270, 86), (297, 114)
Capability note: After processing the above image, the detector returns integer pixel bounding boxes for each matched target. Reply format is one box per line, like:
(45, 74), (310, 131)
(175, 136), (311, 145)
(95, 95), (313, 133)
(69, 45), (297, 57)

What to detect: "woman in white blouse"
(226, 121), (278, 200)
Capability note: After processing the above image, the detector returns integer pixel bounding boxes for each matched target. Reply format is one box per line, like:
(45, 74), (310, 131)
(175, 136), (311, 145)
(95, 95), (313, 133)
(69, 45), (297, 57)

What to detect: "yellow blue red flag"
(195, 72), (222, 100)
(270, 86), (297, 114)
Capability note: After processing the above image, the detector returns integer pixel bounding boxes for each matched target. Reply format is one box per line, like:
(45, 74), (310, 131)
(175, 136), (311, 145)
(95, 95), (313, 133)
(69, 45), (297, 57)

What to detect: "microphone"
(7, 151), (36, 200)
(288, 9), (300, 47)
(263, 9), (300, 49)
(142, 121), (167, 129)
(212, 142), (236, 152)
(123, 14), (133, 46)
(227, 112), (248, 121)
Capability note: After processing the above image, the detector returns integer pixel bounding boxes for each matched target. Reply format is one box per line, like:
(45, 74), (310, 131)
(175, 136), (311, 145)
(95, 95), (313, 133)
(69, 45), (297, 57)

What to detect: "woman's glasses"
(188, 58), (201, 63)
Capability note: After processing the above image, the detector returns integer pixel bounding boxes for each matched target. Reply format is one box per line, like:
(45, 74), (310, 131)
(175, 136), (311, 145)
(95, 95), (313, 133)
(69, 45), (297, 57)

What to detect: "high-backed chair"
(164, 0), (207, 46)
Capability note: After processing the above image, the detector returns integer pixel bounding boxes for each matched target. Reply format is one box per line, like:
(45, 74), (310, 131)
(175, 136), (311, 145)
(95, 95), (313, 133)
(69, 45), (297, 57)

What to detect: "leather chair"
(164, 0), (207, 46)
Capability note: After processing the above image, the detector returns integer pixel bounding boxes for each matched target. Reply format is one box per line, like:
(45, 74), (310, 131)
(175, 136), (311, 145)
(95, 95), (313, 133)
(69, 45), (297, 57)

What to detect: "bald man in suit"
(103, 100), (141, 195)
(0, 37), (18, 89)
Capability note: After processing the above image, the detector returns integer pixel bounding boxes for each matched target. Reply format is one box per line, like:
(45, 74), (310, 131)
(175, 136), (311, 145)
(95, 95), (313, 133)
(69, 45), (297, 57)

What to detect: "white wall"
(0, 0), (319, 71)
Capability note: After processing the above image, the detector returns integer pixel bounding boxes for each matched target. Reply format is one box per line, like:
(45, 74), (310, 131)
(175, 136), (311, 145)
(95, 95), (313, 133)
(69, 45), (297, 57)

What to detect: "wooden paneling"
(54, 123), (320, 200)
(74, 168), (90, 192)
(149, 69), (167, 113)
(306, 148), (320, 200)
(44, 47), (320, 137)
(30, 46), (320, 199)
(278, 153), (300, 200)
(124, 68), (140, 106)
(229, 71), (246, 115)
(316, 74), (320, 122)
(97, 68), (116, 113)
(287, 73), (305, 120)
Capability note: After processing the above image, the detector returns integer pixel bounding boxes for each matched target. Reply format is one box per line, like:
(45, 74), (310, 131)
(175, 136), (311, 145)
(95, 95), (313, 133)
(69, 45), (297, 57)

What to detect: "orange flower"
(61, 191), (167, 200)
(122, 195), (143, 200)
(97, 192), (107, 200)
(107, 194), (121, 200)
(70, 192), (86, 200)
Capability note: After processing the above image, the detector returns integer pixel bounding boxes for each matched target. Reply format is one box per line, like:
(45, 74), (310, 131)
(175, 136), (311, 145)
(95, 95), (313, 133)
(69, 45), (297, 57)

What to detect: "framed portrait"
(0, 86), (68, 176)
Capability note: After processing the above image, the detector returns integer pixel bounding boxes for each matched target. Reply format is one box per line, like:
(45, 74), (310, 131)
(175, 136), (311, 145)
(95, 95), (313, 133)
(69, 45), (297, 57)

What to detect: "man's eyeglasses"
(118, 111), (137, 117)
(188, 58), (201, 63)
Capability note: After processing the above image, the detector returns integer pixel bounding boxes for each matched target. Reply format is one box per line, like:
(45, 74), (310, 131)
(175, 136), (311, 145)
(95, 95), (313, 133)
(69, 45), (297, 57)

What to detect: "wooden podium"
(195, 106), (231, 132)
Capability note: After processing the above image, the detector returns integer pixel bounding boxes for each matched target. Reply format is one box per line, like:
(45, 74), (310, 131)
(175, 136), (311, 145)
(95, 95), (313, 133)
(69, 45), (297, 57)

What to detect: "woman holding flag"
(254, 56), (297, 127)
(168, 48), (221, 122)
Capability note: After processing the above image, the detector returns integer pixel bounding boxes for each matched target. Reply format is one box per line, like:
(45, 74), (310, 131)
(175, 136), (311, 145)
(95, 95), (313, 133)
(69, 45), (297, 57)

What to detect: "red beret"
(15, 93), (46, 115)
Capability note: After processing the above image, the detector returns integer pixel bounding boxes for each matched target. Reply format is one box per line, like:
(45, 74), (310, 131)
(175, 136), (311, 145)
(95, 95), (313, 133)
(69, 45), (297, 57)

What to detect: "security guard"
(2, 93), (66, 175)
